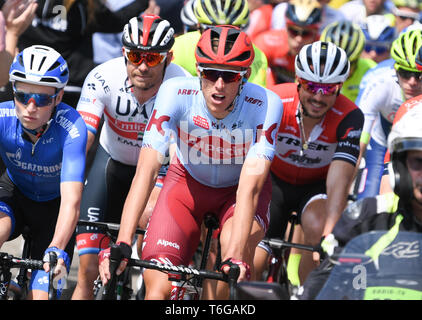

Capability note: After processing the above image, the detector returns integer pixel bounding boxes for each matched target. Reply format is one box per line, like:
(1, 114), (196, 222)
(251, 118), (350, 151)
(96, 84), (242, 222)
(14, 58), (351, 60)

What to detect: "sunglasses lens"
(14, 91), (53, 107)
(398, 68), (422, 80)
(407, 156), (422, 171)
(287, 26), (313, 38)
(300, 80), (340, 95)
(144, 53), (165, 66)
(125, 50), (165, 67)
(201, 69), (243, 83)
(364, 45), (388, 55)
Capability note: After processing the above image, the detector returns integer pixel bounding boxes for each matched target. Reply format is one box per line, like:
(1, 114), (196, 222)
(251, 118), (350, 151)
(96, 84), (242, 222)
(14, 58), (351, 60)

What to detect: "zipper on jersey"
(31, 139), (40, 156)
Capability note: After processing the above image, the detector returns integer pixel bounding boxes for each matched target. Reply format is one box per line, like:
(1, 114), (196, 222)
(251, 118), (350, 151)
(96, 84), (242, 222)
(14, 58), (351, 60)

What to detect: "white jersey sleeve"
(357, 68), (403, 146)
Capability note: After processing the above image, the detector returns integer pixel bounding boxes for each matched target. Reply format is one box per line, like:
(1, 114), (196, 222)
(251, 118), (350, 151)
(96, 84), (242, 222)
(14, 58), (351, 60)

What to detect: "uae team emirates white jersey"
(76, 56), (191, 165)
(142, 77), (283, 187)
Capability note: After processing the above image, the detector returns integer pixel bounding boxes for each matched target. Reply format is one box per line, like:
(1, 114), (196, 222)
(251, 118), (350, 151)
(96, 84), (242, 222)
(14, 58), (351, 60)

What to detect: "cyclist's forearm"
(226, 192), (256, 260)
(324, 161), (354, 236)
(50, 182), (83, 249)
(85, 131), (96, 154)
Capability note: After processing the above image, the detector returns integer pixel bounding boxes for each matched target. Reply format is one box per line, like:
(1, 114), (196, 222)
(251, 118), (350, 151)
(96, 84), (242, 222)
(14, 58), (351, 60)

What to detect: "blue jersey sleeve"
(56, 107), (88, 183)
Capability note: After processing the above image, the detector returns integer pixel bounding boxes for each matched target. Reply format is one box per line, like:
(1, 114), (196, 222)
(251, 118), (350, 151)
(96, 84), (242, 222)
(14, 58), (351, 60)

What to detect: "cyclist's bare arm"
(85, 131), (96, 154)
(323, 160), (356, 237)
(46, 181), (83, 272)
(99, 146), (163, 283)
(222, 157), (272, 281)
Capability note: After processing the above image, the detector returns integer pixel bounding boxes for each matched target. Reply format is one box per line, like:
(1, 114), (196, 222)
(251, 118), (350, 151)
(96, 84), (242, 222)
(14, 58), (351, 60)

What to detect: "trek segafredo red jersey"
(270, 83), (364, 185)
(142, 77), (283, 187)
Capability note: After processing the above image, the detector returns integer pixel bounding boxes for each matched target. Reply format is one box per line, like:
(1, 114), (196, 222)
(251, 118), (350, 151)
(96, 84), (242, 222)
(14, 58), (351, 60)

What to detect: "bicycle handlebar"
(126, 258), (240, 300)
(77, 220), (145, 236)
(262, 238), (319, 252)
(0, 252), (44, 270)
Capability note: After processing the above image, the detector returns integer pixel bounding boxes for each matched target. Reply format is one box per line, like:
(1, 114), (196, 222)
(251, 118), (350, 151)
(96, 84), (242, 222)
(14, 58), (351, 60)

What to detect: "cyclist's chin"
(20, 117), (42, 130)
(133, 79), (155, 91)
(404, 90), (422, 101)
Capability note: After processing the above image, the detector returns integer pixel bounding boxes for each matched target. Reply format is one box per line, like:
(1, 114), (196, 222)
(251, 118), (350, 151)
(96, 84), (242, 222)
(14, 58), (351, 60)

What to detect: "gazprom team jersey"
(356, 64), (403, 147)
(270, 83), (364, 185)
(76, 57), (191, 166)
(142, 77), (283, 187)
(171, 30), (268, 88)
(0, 101), (87, 201)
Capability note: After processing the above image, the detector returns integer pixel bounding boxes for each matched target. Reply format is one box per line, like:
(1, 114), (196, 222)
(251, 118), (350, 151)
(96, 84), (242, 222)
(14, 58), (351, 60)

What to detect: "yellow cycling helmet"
(391, 29), (422, 71)
(393, 0), (422, 10)
(285, 0), (322, 28)
(320, 21), (365, 62)
(194, 0), (249, 28)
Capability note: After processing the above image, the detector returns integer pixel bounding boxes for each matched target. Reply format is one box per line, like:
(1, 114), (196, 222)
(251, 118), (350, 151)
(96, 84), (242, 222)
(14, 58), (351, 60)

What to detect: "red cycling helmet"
(195, 25), (255, 69)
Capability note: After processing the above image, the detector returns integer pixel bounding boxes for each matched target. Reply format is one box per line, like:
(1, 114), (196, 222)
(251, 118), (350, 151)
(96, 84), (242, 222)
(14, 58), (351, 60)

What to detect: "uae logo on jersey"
(193, 115), (209, 130)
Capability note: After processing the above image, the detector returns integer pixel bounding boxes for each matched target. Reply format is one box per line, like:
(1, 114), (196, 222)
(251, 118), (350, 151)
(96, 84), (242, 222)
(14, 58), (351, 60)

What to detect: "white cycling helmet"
(388, 105), (422, 200)
(388, 106), (422, 156)
(9, 45), (69, 89)
(181, 0), (198, 32)
(295, 40), (350, 83)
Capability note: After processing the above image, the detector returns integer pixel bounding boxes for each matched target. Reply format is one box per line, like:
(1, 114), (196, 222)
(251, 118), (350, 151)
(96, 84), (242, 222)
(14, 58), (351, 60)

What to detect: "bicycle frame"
(262, 214), (319, 298)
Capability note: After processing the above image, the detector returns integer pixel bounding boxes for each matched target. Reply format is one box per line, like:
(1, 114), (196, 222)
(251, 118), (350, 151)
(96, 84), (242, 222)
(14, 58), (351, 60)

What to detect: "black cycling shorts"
(266, 172), (326, 239)
(0, 172), (75, 261)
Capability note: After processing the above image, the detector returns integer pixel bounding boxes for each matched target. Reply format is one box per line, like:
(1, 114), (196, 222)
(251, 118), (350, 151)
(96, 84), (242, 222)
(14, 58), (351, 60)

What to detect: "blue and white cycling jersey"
(355, 59), (395, 107)
(356, 60), (402, 147)
(0, 101), (87, 201)
(143, 77), (283, 188)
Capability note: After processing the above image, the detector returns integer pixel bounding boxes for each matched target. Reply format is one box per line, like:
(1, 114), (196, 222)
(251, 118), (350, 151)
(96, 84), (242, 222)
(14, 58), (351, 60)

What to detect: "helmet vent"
(30, 54), (35, 70)
(61, 69), (69, 77)
(228, 51), (251, 63)
(12, 71), (26, 79)
(40, 77), (59, 84)
(225, 32), (239, 54)
(328, 50), (342, 76)
(38, 56), (47, 71)
(196, 46), (211, 60)
(18, 54), (24, 67)
(48, 61), (61, 72)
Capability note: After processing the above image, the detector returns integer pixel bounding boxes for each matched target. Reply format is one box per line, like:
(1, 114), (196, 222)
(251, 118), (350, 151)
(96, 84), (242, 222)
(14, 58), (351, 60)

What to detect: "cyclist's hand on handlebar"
(220, 258), (250, 282)
(43, 247), (70, 275)
(313, 234), (339, 263)
(98, 248), (112, 285)
(98, 242), (132, 285)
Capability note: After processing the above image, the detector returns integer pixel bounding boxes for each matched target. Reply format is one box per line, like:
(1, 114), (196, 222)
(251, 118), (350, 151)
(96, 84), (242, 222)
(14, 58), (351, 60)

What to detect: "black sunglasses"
(397, 68), (422, 81)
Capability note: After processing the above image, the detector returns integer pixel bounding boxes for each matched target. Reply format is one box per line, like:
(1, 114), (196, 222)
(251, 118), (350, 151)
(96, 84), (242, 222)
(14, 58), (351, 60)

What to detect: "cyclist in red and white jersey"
(245, 0), (274, 42)
(254, 0), (322, 86)
(71, 14), (191, 300)
(255, 41), (364, 285)
(98, 25), (283, 300)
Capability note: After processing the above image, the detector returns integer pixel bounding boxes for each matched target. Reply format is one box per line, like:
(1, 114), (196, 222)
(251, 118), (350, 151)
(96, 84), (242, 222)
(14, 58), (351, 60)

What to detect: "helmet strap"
(22, 121), (51, 139)
(224, 76), (246, 112)
(390, 152), (414, 203)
